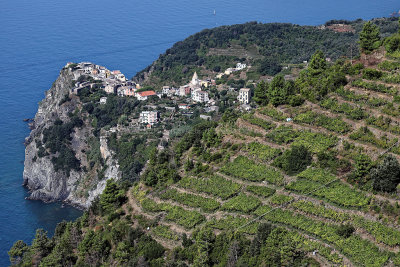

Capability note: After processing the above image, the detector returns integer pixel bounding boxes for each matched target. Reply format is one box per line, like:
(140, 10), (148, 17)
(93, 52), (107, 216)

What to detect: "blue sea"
(0, 0), (398, 264)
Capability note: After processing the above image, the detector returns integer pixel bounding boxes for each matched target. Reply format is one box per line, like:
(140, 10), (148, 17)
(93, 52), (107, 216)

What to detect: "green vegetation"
(221, 193), (261, 213)
(378, 60), (400, 71)
(296, 51), (347, 102)
(352, 79), (396, 95)
(320, 98), (367, 120)
(349, 126), (397, 149)
(258, 106), (286, 121)
(221, 156), (284, 185)
(266, 125), (338, 153)
(246, 185), (276, 198)
(254, 206), (389, 266)
(159, 188), (220, 212)
(294, 110), (351, 133)
(139, 198), (204, 228)
(286, 179), (370, 208)
(359, 21), (381, 53)
(269, 194), (294, 205)
(152, 225), (179, 241)
(290, 200), (350, 223)
(40, 116), (83, 175)
(206, 216), (259, 234)
(244, 142), (281, 161)
(371, 154), (400, 192)
(178, 175), (241, 200)
(241, 113), (276, 131)
(273, 145), (312, 175)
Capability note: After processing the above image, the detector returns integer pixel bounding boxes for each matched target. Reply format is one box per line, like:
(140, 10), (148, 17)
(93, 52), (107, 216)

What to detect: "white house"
(192, 89), (209, 103)
(237, 88), (251, 104)
(162, 86), (170, 95)
(100, 97), (107, 104)
(236, 62), (247, 70)
(136, 90), (156, 101)
(139, 111), (158, 125)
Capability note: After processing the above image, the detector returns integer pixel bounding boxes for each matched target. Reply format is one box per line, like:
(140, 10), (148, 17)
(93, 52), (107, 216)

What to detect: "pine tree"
(254, 81), (269, 105)
(359, 21), (381, 53)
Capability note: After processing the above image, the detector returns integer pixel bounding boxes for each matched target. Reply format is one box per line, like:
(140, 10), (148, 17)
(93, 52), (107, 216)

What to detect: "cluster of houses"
(216, 62), (247, 79)
(67, 62), (158, 101)
(160, 72), (214, 104)
(67, 61), (253, 127)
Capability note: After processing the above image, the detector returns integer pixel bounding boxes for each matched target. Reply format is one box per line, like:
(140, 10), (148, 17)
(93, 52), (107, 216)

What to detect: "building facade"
(139, 111), (158, 125)
(238, 88), (251, 104)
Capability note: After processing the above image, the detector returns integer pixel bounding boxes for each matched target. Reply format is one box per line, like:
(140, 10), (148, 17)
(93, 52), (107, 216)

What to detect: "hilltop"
(9, 19), (400, 266)
(134, 17), (399, 88)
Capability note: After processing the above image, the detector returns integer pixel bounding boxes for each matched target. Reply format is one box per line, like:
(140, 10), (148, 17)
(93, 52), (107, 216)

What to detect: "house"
(115, 73), (127, 82)
(162, 86), (170, 95)
(237, 88), (251, 104)
(139, 111), (158, 125)
(104, 82), (119, 94)
(100, 97), (107, 104)
(178, 103), (190, 110)
(200, 114), (212, 120)
(236, 62), (247, 70)
(117, 86), (136, 97)
(179, 86), (191, 96)
(136, 90), (156, 101)
(224, 68), (234, 75)
(192, 89), (209, 103)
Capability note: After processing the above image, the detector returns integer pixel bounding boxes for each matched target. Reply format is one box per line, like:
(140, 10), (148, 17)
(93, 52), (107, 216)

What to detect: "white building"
(162, 86), (170, 95)
(139, 111), (158, 125)
(236, 62), (247, 70)
(192, 89), (209, 103)
(100, 97), (107, 104)
(237, 88), (251, 104)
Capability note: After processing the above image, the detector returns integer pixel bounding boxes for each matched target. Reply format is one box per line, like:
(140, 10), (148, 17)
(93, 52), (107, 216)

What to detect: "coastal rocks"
(23, 66), (120, 209)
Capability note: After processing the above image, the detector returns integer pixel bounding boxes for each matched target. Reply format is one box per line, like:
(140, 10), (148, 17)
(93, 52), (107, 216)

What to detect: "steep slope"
(23, 67), (120, 208)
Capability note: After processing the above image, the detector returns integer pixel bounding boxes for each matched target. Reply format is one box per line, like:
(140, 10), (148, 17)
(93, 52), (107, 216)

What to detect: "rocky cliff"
(23, 67), (120, 209)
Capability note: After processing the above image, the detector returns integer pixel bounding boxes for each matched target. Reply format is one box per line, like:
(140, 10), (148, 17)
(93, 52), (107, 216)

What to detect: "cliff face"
(23, 67), (120, 209)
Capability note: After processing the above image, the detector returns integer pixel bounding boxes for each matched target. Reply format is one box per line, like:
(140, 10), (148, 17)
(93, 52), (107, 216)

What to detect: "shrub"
(372, 154), (400, 192)
(273, 145), (312, 175)
(336, 224), (355, 238)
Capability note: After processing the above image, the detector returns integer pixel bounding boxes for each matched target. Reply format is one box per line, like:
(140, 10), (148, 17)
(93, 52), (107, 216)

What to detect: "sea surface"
(0, 0), (398, 264)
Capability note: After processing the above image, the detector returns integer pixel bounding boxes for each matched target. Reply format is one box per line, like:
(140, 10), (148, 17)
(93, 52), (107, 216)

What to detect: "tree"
(372, 154), (400, 192)
(309, 50), (327, 74)
(359, 21), (381, 53)
(258, 56), (282, 76)
(99, 179), (126, 213)
(8, 240), (28, 265)
(253, 81), (269, 105)
(349, 153), (372, 185)
(268, 75), (287, 106)
(273, 145), (312, 175)
(337, 224), (355, 238)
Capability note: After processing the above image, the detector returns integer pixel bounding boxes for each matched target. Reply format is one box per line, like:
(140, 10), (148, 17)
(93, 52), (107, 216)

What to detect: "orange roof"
(138, 90), (156, 97)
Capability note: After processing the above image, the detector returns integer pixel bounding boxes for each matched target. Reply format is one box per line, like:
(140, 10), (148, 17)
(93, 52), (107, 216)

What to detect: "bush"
(273, 145), (312, 175)
(372, 154), (400, 192)
(336, 224), (355, 238)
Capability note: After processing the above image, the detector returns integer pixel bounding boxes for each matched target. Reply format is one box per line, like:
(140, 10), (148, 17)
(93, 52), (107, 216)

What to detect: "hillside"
(134, 18), (399, 88)
(9, 20), (400, 266)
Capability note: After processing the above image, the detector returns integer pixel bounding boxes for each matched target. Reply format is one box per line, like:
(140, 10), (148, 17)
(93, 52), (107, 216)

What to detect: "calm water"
(0, 0), (398, 264)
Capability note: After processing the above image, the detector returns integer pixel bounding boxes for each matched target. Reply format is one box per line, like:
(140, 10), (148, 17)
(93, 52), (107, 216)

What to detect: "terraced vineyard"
(125, 53), (400, 267)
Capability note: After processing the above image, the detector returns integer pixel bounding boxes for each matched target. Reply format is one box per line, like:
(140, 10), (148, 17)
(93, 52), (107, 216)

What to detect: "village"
(66, 61), (253, 127)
